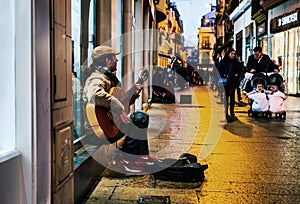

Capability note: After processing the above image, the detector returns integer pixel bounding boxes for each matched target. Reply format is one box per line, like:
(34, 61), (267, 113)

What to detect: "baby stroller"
(241, 72), (287, 119)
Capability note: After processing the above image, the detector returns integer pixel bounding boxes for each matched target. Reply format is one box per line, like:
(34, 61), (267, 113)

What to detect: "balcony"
(155, 0), (167, 23)
(199, 26), (215, 33)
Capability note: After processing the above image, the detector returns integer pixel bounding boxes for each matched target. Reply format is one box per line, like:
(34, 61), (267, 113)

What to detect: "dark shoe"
(230, 113), (238, 121)
(226, 115), (236, 123)
(226, 115), (233, 122)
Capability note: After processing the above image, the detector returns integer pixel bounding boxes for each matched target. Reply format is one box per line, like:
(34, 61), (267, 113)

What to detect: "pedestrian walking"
(218, 48), (243, 122)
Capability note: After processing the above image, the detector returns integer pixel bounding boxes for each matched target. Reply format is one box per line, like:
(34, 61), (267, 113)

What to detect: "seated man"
(83, 46), (156, 173)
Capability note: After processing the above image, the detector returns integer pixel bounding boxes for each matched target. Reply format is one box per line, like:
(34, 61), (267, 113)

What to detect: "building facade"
(156, 1), (185, 68)
(229, 0), (252, 63)
(198, 5), (216, 69)
(267, 0), (300, 95)
(213, 0), (234, 63)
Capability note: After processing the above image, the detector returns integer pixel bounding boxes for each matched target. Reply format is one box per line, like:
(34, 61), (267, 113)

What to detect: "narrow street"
(86, 85), (300, 204)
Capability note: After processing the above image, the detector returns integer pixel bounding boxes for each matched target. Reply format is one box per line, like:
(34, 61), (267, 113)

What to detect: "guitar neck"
(119, 70), (148, 104)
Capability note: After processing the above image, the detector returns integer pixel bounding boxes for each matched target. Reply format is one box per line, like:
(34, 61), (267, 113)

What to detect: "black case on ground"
(153, 153), (207, 183)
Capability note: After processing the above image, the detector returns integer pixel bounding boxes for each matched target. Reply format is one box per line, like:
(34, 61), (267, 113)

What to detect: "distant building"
(213, 0), (234, 63)
(198, 5), (216, 68)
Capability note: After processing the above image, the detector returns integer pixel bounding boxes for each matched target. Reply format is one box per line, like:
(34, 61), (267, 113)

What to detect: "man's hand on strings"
(120, 111), (129, 123)
(134, 84), (144, 95)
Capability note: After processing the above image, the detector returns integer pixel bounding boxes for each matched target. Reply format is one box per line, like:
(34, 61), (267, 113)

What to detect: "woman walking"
(218, 48), (243, 122)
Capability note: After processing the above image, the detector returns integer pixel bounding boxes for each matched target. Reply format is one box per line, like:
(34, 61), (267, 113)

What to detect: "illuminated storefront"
(270, 8), (300, 95)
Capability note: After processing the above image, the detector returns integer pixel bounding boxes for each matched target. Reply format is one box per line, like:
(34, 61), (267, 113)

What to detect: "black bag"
(153, 153), (207, 183)
(179, 152), (197, 163)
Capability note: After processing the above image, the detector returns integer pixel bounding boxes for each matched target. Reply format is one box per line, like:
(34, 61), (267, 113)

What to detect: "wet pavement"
(86, 85), (300, 204)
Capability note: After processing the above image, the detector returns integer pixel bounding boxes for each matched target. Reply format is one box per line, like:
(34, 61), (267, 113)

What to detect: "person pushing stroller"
(246, 46), (279, 74)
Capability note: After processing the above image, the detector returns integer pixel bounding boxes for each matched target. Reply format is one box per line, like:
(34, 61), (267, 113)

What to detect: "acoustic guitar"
(86, 70), (149, 140)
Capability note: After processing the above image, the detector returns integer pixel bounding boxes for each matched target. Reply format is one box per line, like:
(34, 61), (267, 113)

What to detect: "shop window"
(71, 0), (97, 168)
(202, 37), (210, 49)
(0, 0), (31, 157)
(0, 1), (16, 155)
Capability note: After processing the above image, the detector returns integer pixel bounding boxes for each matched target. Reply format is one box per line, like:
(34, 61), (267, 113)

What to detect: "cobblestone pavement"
(86, 85), (300, 204)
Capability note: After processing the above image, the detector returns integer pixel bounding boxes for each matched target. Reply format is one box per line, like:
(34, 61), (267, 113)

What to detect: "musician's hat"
(92, 46), (120, 60)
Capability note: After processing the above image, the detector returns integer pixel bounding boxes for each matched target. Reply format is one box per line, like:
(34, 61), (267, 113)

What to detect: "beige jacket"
(83, 67), (124, 115)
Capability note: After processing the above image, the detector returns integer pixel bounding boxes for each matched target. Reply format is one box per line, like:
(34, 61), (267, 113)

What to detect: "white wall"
(232, 6), (252, 62)
(0, 0), (16, 152)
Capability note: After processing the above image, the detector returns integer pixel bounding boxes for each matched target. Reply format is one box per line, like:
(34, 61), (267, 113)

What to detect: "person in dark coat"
(246, 46), (279, 74)
(218, 48), (243, 122)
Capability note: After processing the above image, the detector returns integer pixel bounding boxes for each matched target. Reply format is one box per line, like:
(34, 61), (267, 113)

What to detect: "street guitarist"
(83, 46), (156, 173)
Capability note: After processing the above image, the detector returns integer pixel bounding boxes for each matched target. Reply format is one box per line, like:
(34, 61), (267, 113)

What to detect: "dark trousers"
(119, 111), (149, 156)
(237, 86), (242, 100)
(224, 84), (237, 116)
(121, 126), (149, 155)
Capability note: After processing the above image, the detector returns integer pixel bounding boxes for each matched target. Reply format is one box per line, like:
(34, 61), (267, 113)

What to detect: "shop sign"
(278, 12), (297, 27)
(270, 8), (300, 33)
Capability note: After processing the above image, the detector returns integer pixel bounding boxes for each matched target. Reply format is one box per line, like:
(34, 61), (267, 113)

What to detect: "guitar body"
(94, 87), (129, 138)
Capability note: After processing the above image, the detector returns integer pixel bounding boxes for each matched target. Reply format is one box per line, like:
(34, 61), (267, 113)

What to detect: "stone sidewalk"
(86, 86), (300, 204)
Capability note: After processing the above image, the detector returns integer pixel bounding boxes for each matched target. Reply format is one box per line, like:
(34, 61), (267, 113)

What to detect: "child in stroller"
(246, 81), (269, 118)
(267, 85), (287, 119)
(243, 71), (287, 119)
